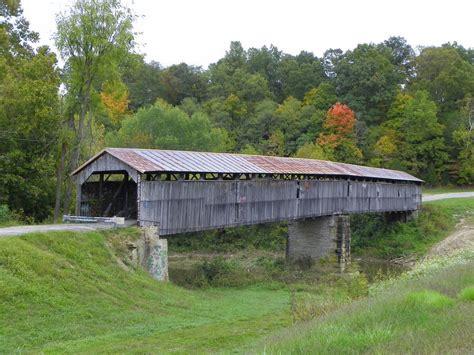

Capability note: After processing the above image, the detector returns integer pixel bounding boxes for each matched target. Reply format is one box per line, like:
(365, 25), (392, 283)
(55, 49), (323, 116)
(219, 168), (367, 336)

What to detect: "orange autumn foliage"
(100, 85), (129, 125)
(317, 102), (356, 148)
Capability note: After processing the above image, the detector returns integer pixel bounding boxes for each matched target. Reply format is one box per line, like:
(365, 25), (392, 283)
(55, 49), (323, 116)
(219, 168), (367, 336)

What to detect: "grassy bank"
(0, 229), (373, 353)
(351, 198), (474, 258)
(254, 251), (474, 354)
(0, 231), (292, 353)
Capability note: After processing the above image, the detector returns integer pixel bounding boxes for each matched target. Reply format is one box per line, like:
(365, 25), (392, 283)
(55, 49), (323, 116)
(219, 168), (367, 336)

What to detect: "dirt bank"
(427, 218), (474, 258)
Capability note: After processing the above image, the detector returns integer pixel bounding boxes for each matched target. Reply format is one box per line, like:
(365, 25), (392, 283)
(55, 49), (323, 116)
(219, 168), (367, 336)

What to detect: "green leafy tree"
(334, 43), (403, 124)
(378, 36), (415, 82)
(278, 51), (326, 100)
(239, 99), (278, 151)
(159, 63), (208, 105)
(410, 47), (474, 114)
(55, 0), (136, 214)
(0, 0), (38, 58)
(208, 64), (272, 103)
(121, 56), (166, 111)
(247, 45), (284, 100)
(377, 91), (448, 183)
(452, 98), (474, 184)
(0, 0), (61, 220)
(106, 100), (229, 152)
(295, 142), (327, 160)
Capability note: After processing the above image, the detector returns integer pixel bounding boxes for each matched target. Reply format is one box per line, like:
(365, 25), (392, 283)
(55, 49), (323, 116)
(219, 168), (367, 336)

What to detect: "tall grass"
(255, 259), (474, 354)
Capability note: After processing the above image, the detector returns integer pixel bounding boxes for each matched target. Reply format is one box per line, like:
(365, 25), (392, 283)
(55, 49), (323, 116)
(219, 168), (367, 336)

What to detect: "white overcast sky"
(22, 0), (474, 68)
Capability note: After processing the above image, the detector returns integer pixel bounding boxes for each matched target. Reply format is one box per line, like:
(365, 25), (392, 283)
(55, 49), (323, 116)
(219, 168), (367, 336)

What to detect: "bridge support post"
(287, 215), (351, 267)
(128, 225), (168, 281)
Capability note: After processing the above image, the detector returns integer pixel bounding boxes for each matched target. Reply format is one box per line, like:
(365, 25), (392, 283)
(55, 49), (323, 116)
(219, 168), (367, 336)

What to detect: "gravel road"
(0, 223), (116, 238)
(422, 192), (474, 202)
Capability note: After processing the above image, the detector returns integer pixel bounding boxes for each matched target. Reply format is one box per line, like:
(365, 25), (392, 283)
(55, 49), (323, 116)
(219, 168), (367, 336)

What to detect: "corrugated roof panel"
(72, 148), (422, 182)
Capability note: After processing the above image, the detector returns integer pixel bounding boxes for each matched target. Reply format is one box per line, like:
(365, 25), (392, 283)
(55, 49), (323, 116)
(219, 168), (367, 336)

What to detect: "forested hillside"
(1, 0), (473, 222)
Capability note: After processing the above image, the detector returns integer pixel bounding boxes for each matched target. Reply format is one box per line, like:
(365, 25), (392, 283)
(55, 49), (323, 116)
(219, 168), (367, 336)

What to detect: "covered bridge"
(72, 148), (422, 234)
(72, 148), (422, 263)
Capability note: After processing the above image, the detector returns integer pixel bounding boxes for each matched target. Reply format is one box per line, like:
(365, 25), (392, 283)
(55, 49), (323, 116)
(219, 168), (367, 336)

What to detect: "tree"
(334, 44), (402, 124)
(376, 91), (448, 183)
(410, 47), (474, 114)
(0, 0), (38, 59)
(106, 100), (229, 152)
(378, 36), (415, 82)
(239, 99), (278, 151)
(295, 143), (327, 160)
(159, 63), (208, 105)
(55, 0), (135, 216)
(274, 96), (303, 154)
(278, 51), (326, 100)
(322, 48), (343, 79)
(121, 56), (165, 111)
(452, 97), (474, 184)
(0, 0), (61, 220)
(247, 45), (284, 100)
(208, 64), (272, 103)
(317, 103), (362, 163)
(99, 80), (129, 127)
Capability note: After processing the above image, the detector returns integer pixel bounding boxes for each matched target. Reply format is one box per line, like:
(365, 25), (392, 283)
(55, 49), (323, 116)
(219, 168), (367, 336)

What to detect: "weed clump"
(404, 290), (454, 309)
(458, 286), (474, 301)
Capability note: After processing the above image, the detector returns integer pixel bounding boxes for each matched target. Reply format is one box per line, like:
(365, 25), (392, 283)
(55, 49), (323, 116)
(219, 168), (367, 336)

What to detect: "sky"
(22, 0), (474, 68)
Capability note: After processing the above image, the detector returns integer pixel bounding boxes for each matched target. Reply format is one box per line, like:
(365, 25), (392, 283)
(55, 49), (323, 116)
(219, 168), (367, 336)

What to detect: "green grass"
(422, 185), (474, 195)
(424, 196), (474, 215)
(255, 259), (474, 354)
(0, 220), (19, 227)
(459, 286), (474, 301)
(0, 231), (291, 353)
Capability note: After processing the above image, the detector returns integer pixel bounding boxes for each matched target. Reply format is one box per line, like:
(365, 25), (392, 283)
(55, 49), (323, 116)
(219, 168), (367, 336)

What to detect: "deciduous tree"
(55, 0), (135, 215)
(106, 100), (229, 152)
(317, 103), (362, 163)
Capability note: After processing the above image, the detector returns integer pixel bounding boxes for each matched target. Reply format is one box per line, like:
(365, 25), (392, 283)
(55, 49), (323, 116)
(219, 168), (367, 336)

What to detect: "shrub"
(351, 204), (452, 258)
(0, 205), (11, 223)
(200, 257), (237, 283)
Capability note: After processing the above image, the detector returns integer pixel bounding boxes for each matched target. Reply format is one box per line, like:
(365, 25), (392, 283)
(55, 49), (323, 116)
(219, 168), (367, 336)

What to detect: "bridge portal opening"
(78, 171), (137, 219)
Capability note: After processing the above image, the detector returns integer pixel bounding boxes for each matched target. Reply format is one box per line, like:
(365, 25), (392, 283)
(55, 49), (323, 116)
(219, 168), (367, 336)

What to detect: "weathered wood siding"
(76, 153), (138, 184)
(139, 179), (421, 235)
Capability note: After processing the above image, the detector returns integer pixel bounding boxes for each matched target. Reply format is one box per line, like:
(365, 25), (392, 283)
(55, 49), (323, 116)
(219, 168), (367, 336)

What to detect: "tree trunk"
(63, 84), (91, 215)
(53, 138), (68, 222)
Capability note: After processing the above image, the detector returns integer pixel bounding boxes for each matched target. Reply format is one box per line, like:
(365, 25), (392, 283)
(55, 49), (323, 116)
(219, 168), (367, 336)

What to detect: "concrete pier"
(287, 215), (351, 266)
(128, 226), (168, 281)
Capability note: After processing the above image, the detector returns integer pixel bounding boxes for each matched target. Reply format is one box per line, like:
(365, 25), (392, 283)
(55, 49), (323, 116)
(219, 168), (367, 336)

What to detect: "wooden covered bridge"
(72, 148), (422, 263)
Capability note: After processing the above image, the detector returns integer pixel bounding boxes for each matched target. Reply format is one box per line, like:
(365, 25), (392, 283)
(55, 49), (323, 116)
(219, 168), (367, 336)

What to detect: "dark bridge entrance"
(72, 148), (422, 264)
(79, 171), (137, 219)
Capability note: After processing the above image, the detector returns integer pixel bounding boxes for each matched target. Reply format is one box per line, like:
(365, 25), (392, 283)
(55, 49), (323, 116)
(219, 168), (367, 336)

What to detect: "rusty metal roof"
(72, 148), (423, 182)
